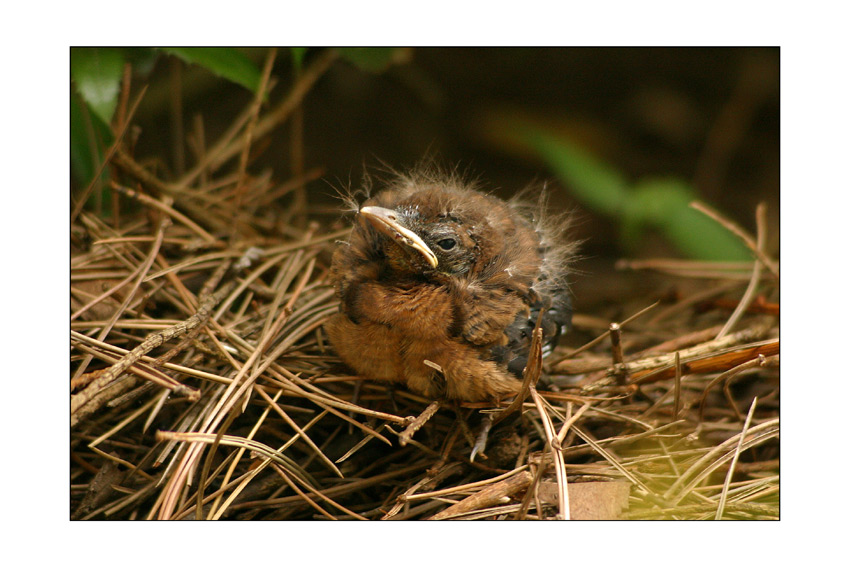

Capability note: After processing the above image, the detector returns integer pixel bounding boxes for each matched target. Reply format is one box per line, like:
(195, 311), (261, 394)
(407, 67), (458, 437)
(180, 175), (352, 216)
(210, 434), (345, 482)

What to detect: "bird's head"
(354, 180), (543, 287)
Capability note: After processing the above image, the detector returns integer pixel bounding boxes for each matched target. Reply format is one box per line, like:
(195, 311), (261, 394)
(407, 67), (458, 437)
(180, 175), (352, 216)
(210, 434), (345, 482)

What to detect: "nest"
(70, 56), (778, 520)
(70, 181), (778, 519)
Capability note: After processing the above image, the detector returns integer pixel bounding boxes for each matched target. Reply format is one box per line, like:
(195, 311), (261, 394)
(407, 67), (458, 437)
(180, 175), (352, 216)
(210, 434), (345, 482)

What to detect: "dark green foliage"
(519, 124), (752, 261)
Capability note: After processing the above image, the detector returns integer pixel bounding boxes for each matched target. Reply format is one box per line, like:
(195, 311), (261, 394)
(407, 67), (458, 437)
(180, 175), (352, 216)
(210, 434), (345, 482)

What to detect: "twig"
(513, 460), (547, 520)
(72, 342), (199, 400)
(629, 338), (778, 385)
(428, 470), (533, 520)
(71, 216), (169, 394)
(382, 463), (463, 519)
(609, 322), (627, 385)
(399, 401), (441, 446)
(70, 254), (250, 425)
(565, 324), (773, 381)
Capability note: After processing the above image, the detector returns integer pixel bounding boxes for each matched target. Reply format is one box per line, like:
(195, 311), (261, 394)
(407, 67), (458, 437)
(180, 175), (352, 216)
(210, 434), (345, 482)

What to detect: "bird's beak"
(359, 206), (439, 268)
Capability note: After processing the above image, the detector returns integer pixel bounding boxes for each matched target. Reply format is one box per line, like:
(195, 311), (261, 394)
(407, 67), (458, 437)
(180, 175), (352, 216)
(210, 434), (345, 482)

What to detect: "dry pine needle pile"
(70, 54), (779, 520)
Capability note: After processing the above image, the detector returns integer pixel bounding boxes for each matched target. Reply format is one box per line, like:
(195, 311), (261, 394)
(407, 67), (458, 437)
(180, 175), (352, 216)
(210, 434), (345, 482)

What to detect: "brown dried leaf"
(539, 481), (630, 520)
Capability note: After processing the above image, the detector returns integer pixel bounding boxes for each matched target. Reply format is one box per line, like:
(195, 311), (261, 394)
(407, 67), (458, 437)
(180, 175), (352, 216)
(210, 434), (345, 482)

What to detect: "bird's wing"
(456, 285), (528, 347)
(490, 289), (573, 377)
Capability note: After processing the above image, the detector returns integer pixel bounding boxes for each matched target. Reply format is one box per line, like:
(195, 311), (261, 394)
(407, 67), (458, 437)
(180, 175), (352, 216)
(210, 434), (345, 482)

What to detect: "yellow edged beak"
(359, 206), (439, 269)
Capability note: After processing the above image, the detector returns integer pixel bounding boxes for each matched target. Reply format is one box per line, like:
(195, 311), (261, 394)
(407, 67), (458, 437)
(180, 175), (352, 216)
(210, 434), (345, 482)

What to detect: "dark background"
(130, 47), (779, 315)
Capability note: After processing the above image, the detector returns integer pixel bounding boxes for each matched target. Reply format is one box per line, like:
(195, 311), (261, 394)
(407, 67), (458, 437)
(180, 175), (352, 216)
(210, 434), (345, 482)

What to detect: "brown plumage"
(325, 169), (575, 402)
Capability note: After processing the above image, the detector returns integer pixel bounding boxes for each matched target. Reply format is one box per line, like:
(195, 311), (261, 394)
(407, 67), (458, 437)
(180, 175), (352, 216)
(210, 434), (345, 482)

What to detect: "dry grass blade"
(570, 425), (653, 494)
(529, 387), (570, 519)
(155, 255), (321, 518)
(556, 402), (590, 447)
(206, 389), (284, 519)
(272, 464), (369, 520)
(698, 354), (777, 422)
(71, 86), (149, 223)
(254, 386), (343, 478)
(177, 49), (337, 188)
(112, 184), (219, 244)
(235, 48), (278, 204)
(550, 300), (659, 365)
(716, 203), (770, 338)
(715, 397), (757, 519)
(663, 418), (779, 505)
(690, 200), (779, 278)
(495, 325), (544, 425)
(155, 430), (318, 488)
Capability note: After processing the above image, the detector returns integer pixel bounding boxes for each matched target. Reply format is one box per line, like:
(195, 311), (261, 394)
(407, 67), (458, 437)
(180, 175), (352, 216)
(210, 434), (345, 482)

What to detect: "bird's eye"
(436, 238), (456, 251)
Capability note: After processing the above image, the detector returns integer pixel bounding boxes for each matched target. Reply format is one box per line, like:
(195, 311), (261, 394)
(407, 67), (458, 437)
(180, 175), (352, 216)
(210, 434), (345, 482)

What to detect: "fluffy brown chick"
(325, 169), (574, 402)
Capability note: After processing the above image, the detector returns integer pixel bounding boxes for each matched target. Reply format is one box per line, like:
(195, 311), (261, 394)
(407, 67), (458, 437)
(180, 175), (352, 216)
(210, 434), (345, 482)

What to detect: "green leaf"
(519, 124), (752, 261)
(629, 179), (752, 261)
(71, 47), (124, 125)
(71, 90), (115, 214)
(162, 47), (262, 92)
(519, 126), (630, 216)
(291, 47), (308, 72)
(624, 178), (695, 226)
(70, 92), (94, 188)
(337, 48), (406, 73)
(71, 90), (113, 189)
(123, 47), (160, 75)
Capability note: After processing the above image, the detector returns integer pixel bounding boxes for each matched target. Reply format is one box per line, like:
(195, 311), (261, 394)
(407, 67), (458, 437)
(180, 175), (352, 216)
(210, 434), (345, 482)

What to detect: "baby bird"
(325, 169), (574, 402)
